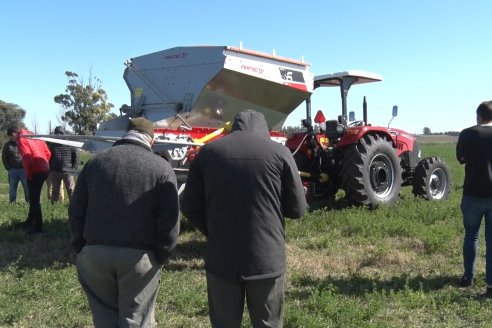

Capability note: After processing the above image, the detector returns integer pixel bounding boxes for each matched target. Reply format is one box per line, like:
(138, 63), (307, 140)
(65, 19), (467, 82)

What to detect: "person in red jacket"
(10, 127), (51, 233)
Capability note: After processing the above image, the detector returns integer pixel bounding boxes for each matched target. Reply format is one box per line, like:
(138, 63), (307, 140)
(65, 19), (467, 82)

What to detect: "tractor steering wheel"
(348, 120), (364, 127)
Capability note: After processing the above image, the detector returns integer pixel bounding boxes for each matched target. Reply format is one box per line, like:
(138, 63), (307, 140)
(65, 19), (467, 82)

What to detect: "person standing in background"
(2, 128), (29, 203)
(48, 126), (78, 203)
(456, 100), (492, 297)
(13, 127), (51, 233)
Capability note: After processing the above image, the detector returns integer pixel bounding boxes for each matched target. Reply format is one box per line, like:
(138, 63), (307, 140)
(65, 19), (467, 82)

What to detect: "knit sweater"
(68, 138), (180, 264)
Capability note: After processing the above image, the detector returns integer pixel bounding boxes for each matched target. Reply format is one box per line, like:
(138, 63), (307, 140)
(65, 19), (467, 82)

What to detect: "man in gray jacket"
(69, 117), (180, 327)
(181, 110), (307, 328)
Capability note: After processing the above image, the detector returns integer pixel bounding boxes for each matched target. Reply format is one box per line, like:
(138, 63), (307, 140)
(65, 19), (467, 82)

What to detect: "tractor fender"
(337, 126), (396, 148)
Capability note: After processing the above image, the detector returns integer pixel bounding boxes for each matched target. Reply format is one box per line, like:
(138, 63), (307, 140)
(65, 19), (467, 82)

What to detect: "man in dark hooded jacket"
(181, 110), (307, 328)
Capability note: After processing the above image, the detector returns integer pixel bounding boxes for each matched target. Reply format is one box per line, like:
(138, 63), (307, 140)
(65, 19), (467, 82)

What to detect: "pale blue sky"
(1, 1), (491, 135)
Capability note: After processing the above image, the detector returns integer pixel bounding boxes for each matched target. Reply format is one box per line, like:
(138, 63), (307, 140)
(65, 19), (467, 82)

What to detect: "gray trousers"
(76, 245), (161, 328)
(49, 171), (74, 202)
(206, 272), (285, 328)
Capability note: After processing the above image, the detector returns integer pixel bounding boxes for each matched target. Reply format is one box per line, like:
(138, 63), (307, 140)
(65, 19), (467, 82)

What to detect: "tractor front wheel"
(412, 156), (451, 200)
(341, 134), (402, 207)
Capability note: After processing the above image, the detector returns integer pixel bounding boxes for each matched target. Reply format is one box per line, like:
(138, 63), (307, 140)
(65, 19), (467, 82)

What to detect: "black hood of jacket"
(231, 111), (270, 137)
(181, 110), (307, 282)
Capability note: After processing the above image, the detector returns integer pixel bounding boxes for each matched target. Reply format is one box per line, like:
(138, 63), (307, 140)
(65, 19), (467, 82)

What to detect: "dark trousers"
(206, 272), (285, 328)
(26, 172), (49, 232)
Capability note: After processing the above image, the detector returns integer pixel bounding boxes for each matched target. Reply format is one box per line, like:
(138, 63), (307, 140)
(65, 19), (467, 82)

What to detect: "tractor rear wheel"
(412, 156), (451, 200)
(341, 134), (402, 207)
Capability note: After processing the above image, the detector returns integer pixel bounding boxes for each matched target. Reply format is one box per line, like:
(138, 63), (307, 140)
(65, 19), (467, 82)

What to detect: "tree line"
(1, 70), (115, 137)
(422, 126), (460, 136)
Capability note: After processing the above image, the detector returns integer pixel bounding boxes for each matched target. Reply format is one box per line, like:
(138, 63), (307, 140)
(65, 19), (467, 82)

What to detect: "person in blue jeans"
(456, 100), (492, 297)
(2, 128), (29, 203)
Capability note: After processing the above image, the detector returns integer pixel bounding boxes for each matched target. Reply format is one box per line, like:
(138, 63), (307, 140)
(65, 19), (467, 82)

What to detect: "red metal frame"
(285, 126), (416, 160)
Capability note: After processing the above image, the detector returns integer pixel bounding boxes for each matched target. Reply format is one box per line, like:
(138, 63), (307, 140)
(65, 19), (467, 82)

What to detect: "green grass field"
(1, 144), (490, 327)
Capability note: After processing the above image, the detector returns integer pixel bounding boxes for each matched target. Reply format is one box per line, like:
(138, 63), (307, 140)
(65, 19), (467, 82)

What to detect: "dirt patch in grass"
(286, 243), (346, 280)
(286, 238), (426, 282)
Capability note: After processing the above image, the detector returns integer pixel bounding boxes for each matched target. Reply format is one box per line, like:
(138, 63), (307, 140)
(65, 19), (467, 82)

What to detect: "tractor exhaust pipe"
(363, 96), (368, 125)
(305, 97), (312, 125)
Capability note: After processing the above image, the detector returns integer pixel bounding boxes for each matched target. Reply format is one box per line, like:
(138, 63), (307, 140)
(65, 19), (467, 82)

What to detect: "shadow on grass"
(166, 239), (206, 271)
(0, 216), (207, 273)
(171, 239), (206, 260)
(179, 216), (202, 233)
(288, 273), (460, 301)
(307, 196), (356, 212)
(0, 216), (74, 271)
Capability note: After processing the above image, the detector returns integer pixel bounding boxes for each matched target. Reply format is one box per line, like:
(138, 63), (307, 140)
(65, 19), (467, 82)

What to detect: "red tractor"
(285, 71), (451, 207)
(71, 46), (450, 206)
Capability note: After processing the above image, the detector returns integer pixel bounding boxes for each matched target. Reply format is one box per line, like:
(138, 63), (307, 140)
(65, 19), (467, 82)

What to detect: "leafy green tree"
(0, 100), (26, 134)
(54, 71), (116, 135)
(423, 127), (432, 135)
